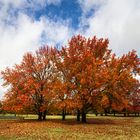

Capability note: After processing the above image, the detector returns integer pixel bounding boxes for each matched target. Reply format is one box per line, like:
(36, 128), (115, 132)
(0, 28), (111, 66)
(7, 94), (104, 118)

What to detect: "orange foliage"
(1, 35), (140, 122)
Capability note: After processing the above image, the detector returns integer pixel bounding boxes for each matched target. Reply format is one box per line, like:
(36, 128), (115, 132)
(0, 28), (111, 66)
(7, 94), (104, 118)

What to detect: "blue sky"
(0, 0), (140, 98)
(33, 0), (82, 29)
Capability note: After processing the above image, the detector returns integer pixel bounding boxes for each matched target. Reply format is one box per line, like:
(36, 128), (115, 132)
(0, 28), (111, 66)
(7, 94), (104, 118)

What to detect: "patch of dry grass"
(0, 116), (140, 140)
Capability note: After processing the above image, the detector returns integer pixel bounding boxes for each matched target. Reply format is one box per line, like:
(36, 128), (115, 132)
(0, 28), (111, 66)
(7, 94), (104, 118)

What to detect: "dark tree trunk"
(105, 111), (107, 116)
(62, 108), (66, 121)
(113, 111), (116, 116)
(38, 112), (43, 121)
(124, 113), (126, 117)
(104, 109), (107, 116)
(37, 94), (44, 121)
(81, 112), (86, 123)
(95, 113), (98, 116)
(43, 110), (47, 120)
(77, 109), (80, 121)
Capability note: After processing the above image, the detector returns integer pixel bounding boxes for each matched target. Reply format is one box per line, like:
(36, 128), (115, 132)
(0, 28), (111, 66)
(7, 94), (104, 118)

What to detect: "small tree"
(102, 51), (140, 114)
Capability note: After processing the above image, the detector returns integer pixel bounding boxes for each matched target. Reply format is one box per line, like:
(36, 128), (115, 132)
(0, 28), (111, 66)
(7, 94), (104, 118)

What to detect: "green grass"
(0, 114), (77, 119)
(0, 115), (140, 140)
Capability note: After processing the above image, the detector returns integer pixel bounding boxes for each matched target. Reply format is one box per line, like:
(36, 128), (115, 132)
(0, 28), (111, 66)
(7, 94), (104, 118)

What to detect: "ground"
(0, 115), (140, 140)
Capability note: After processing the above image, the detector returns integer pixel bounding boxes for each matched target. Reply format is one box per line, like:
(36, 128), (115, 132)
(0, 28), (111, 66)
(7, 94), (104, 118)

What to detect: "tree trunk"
(38, 112), (43, 121)
(124, 113), (126, 117)
(113, 111), (116, 116)
(77, 109), (80, 121)
(62, 108), (66, 121)
(95, 113), (98, 116)
(104, 109), (107, 116)
(105, 111), (107, 116)
(81, 112), (86, 123)
(127, 113), (129, 117)
(43, 110), (46, 120)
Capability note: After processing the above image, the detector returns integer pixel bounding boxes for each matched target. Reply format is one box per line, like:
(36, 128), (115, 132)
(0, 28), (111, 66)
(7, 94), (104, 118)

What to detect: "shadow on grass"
(49, 118), (118, 125)
(5, 116), (136, 126)
(15, 118), (117, 125)
(8, 118), (115, 125)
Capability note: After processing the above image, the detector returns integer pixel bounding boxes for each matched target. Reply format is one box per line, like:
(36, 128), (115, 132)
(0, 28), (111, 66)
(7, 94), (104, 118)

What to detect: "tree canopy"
(1, 35), (140, 122)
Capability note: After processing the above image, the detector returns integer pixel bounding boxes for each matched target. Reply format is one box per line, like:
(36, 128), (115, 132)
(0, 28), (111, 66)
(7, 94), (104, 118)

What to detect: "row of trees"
(0, 35), (140, 122)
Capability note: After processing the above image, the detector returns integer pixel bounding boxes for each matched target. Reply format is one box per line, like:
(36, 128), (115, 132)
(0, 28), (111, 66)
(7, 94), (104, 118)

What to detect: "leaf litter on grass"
(0, 117), (140, 140)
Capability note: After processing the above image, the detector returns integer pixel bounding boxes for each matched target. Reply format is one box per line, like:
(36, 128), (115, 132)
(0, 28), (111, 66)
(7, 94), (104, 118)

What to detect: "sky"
(0, 0), (140, 99)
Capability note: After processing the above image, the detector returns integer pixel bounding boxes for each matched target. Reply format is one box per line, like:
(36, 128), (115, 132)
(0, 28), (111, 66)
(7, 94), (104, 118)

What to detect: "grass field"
(0, 115), (140, 140)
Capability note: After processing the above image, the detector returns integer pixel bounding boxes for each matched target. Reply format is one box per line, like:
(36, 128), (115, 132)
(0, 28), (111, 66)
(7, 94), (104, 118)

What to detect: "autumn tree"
(53, 35), (111, 122)
(1, 46), (55, 120)
(129, 87), (140, 116)
(53, 35), (140, 122)
(51, 49), (76, 120)
(102, 51), (140, 116)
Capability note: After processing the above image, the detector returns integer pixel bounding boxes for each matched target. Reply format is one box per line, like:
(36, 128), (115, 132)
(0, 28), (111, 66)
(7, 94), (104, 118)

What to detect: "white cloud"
(40, 17), (72, 46)
(0, 0), (23, 7)
(78, 0), (107, 14)
(0, 0), (61, 8)
(0, 14), (43, 68)
(0, 0), (61, 23)
(78, 0), (140, 56)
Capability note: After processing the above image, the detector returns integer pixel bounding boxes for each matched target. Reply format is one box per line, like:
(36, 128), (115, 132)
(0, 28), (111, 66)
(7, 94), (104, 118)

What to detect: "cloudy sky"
(0, 0), (140, 99)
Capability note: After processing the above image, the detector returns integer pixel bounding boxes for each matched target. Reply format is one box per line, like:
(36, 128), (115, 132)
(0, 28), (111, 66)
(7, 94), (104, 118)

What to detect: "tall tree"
(54, 35), (111, 122)
(1, 46), (55, 120)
